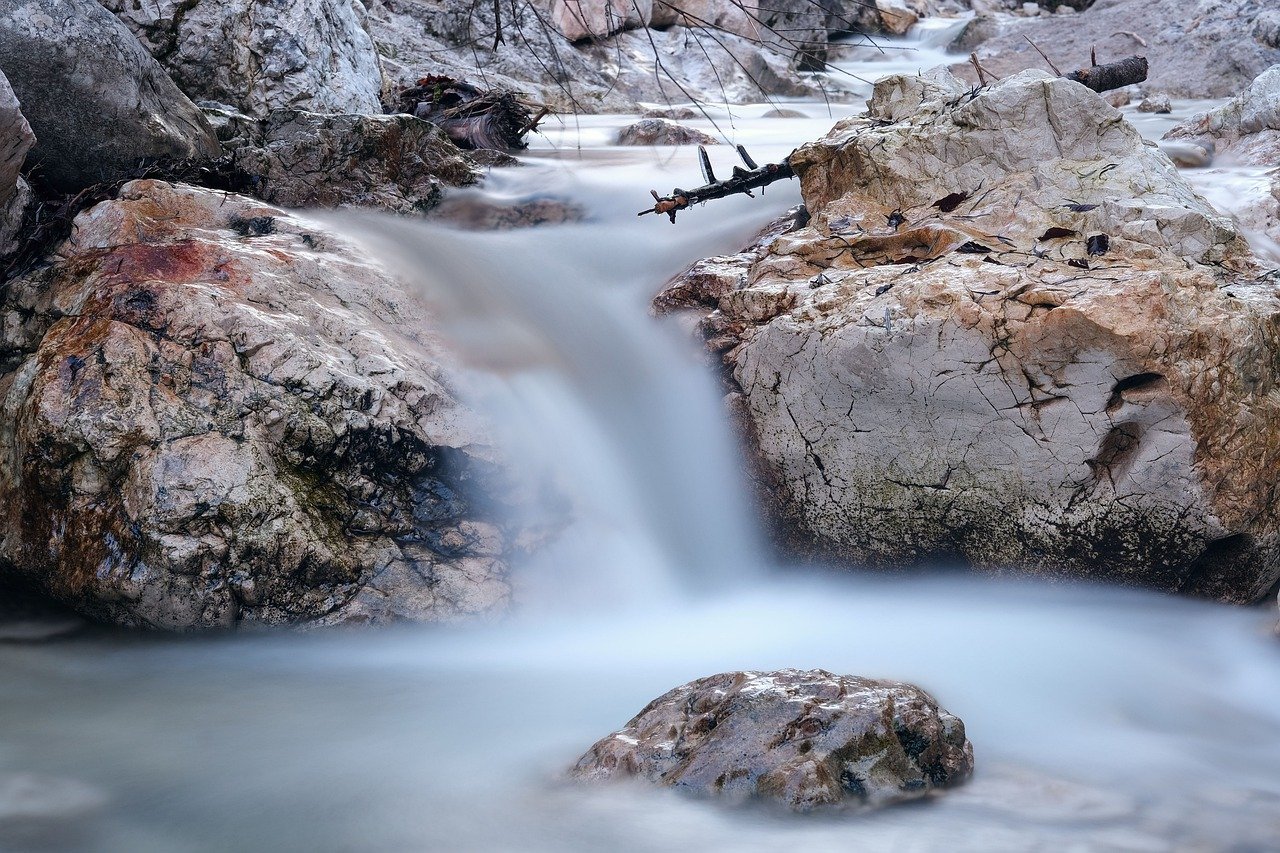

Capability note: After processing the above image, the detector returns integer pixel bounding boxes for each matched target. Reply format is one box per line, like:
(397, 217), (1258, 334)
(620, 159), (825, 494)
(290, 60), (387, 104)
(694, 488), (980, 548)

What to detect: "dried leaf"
(933, 192), (970, 213)
(1087, 234), (1110, 255)
(1040, 227), (1078, 240)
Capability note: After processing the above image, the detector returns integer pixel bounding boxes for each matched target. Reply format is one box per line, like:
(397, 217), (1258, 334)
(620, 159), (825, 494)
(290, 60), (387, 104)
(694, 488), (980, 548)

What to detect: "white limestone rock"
(658, 70), (1280, 601)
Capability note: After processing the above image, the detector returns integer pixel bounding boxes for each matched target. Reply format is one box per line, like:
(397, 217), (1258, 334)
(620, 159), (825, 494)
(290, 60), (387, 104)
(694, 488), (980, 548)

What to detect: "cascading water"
(3, 22), (1279, 853)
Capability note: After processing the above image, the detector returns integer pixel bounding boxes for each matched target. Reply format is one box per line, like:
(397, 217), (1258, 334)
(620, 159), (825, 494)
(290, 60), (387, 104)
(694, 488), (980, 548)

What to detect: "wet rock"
(763, 108), (809, 118)
(954, 0), (1280, 98)
(1165, 66), (1280, 166)
(1137, 95), (1172, 114)
(0, 180), (518, 629)
(643, 106), (699, 119)
(949, 14), (1004, 53)
(570, 669), (974, 812)
(429, 194), (587, 229)
(616, 119), (719, 146)
(101, 0), (384, 118)
(0, 0), (220, 194)
(226, 110), (479, 213)
(660, 69), (1280, 601)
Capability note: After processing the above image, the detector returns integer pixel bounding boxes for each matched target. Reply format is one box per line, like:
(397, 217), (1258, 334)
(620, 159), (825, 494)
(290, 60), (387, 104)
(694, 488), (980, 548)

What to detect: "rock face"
(0, 0), (220, 194)
(0, 68), (32, 256)
(658, 69), (1280, 602)
(953, 0), (1280, 98)
(0, 180), (517, 629)
(571, 669), (974, 812)
(214, 108), (479, 213)
(1166, 66), (1280, 166)
(615, 118), (719, 146)
(101, 0), (385, 118)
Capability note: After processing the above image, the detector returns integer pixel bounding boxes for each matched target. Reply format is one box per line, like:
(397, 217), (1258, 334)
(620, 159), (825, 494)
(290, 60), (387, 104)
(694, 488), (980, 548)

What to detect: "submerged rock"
(571, 669), (973, 812)
(0, 0), (220, 193)
(615, 119), (719, 146)
(954, 0), (1280, 98)
(658, 69), (1280, 601)
(0, 180), (517, 629)
(101, 0), (384, 117)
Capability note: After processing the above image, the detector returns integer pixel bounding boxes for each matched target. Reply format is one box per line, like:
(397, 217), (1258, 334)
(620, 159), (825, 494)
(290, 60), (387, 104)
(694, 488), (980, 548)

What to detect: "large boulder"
(101, 0), (384, 118)
(571, 669), (974, 811)
(0, 0), (220, 194)
(953, 0), (1280, 99)
(213, 108), (479, 213)
(0, 180), (518, 629)
(658, 69), (1280, 601)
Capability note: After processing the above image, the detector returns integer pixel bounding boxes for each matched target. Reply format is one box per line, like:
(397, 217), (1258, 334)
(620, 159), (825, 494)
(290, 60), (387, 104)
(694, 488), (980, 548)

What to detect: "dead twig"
(1112, 30), (1148, 48)
(969, 52), (990, 86)
(638, 144), (795, 223)
(1022, 36), (1062, 76)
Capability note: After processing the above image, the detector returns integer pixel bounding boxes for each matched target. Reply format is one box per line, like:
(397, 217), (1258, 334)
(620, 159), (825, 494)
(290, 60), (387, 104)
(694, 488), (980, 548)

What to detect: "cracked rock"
(570, 669), (974, 812)
(101, 0), (384, 118)
(0, 0), (221, 194)
(0, 179), (520, 629)
(657, 69), (1280, 601)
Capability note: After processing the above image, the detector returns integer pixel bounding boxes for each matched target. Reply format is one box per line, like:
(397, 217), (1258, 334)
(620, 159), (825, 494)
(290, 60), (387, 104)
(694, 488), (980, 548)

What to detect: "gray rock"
(0, 180), (519, 629)
(228, 110), (479, 213)
(0, 68), (31, 256)
(1137, 95), (1172, 114)
(570, 669), (974, 812)
(1165, 65), (1280, 166)
(0, 0), (220, 194)
(658, 69), (1280, 601)
(0, 68), (31, 204)
(101, 0), (385, 118)
(953, 0), (1280, 98)
(615, 118), (719, 145)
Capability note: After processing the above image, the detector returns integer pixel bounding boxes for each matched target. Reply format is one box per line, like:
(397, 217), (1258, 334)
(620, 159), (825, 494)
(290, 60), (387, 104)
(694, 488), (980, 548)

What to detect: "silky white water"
(4, 22), (1280, 853)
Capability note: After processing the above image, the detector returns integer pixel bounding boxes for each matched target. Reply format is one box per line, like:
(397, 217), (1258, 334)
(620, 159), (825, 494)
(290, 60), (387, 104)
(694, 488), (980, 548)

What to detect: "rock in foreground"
(571, 669), (973, 812)
(659, 69), (1280, 601)
(0, 180), (516, 629)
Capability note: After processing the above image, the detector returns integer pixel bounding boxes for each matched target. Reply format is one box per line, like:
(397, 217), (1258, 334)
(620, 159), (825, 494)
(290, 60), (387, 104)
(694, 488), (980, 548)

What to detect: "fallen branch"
(638, 145), (795, 223)
(1065, 55), (1148, 93)
(396, 76), (544, 150)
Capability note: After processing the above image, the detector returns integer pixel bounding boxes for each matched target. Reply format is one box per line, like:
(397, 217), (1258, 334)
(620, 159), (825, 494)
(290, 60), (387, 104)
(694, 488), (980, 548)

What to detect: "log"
(638, 145), (795, 223)
(1065, 55), (1148, 93)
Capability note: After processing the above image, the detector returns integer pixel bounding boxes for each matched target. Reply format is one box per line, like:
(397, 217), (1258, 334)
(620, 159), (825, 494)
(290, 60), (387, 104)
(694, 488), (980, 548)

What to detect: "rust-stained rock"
(570, 669), (973, 812)
(0, 180), (518, 629)
(656, 69), (1280, 601)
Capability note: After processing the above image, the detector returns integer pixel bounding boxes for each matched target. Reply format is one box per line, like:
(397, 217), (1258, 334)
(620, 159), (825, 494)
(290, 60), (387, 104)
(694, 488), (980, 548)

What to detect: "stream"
(3, 19), (1279, 853)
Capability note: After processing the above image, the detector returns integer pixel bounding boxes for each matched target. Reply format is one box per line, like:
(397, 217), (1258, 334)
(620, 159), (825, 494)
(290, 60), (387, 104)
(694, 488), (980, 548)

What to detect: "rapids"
(3, 18), (1278, 852)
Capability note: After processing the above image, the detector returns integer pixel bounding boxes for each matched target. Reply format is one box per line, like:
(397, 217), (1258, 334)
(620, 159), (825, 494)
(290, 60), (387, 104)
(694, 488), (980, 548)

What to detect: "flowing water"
(4, 21), (1280, 853)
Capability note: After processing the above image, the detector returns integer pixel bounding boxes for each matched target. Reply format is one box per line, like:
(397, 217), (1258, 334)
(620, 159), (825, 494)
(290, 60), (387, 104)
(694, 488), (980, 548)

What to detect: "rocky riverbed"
(1, 0), (1279, 849)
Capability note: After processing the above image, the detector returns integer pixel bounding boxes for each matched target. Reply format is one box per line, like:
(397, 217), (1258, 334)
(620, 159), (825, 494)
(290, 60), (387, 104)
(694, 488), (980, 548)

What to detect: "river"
(2, 18), (1278, 853)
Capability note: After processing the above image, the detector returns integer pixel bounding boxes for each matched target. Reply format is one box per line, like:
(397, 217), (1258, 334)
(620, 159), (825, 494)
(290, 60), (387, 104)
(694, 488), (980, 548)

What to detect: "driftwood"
(639, 55), (1148, 223)
(1065, 55), (1149, 93)
(396, 76), (545, 150)
(638, 145), (795, 223)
